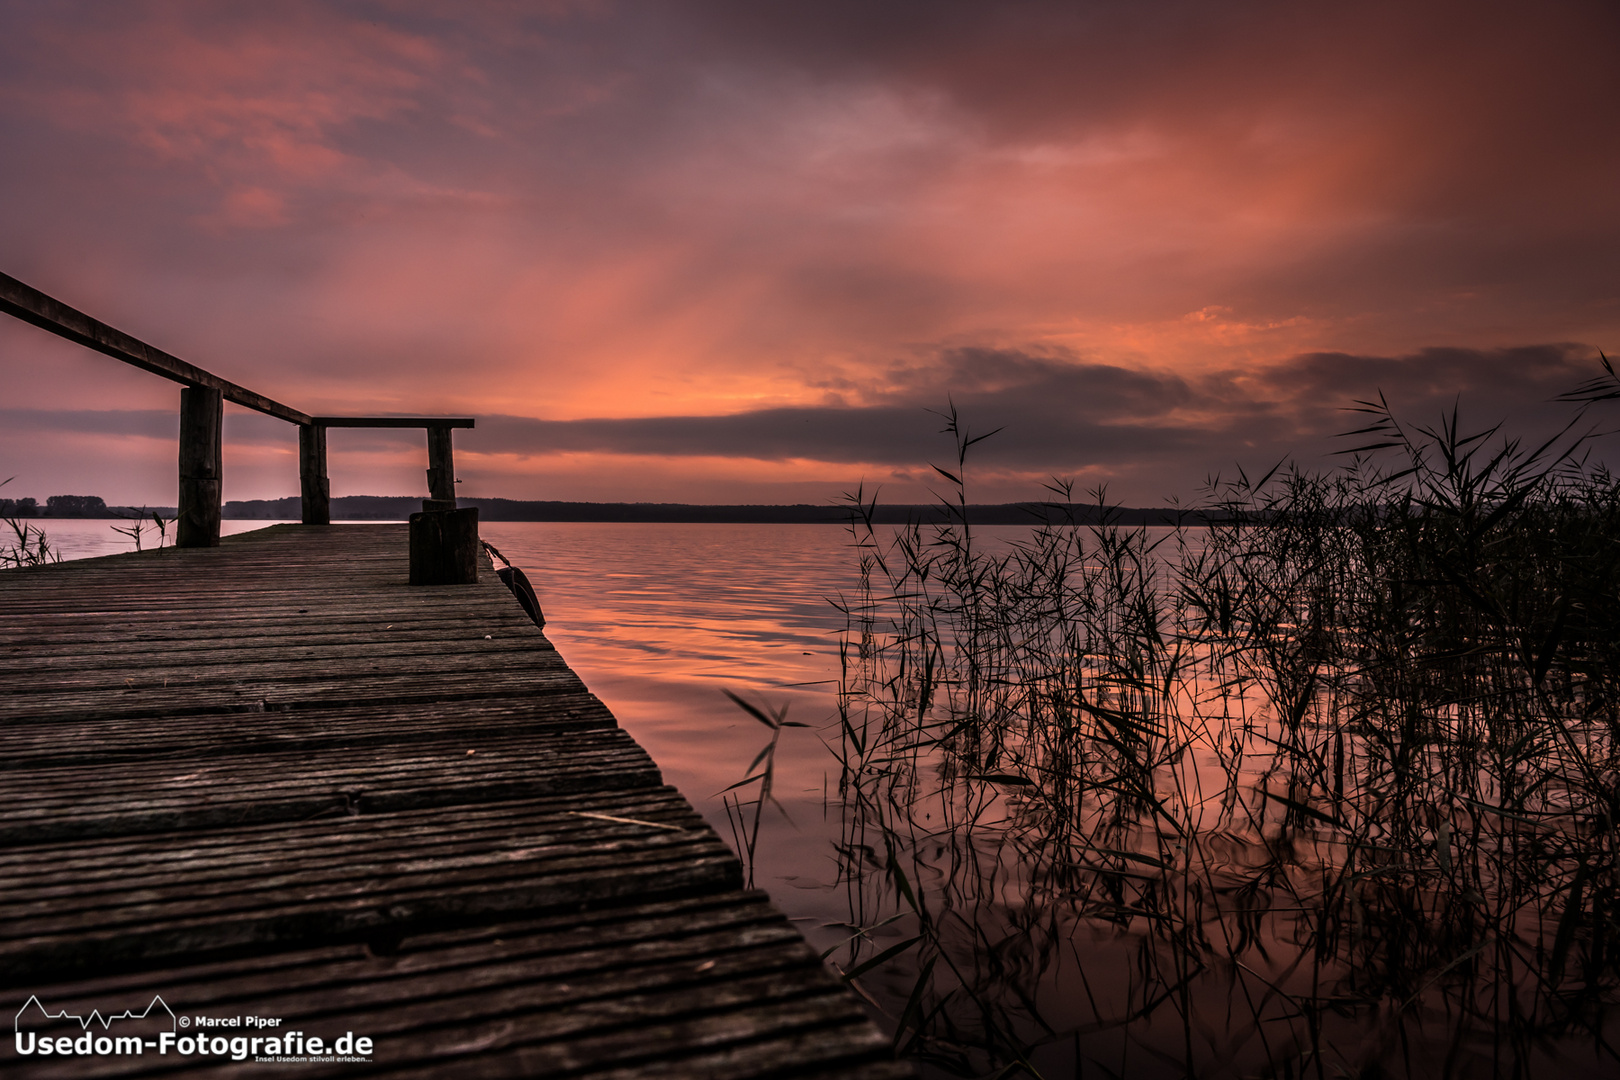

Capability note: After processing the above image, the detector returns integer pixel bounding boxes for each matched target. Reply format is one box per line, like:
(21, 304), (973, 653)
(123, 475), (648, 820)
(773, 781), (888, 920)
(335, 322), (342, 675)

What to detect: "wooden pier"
(0, 525), (908, 1077)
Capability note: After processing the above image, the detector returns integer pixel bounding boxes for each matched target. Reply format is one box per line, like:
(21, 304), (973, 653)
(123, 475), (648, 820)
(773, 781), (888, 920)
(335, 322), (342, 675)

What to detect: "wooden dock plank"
(10, 893), (908, 1079)
(0, 696), (619, 767)
(0, 730), (662, 842)
(0, 525), (906, 1077)
(0, 792), (739, 980)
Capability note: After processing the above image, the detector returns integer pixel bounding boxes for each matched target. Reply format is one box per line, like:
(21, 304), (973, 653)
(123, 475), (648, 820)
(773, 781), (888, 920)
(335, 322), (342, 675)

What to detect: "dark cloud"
(668, 0), (1620, 325)
(477, 403), (1205, 469)
(469, 342), (1611, 486)
(470, 345), (1209, 468)
(1269, 345), (1598, 418)
(671, 0), (1620, 161)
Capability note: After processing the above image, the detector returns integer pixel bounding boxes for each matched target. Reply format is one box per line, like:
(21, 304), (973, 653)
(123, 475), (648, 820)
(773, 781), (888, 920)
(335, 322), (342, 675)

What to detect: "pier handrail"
(1, 271), (311, 425)
(0, 271), (473, 549)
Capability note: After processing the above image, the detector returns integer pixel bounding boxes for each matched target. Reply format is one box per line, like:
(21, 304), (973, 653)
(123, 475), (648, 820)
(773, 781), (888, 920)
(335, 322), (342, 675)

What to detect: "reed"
(720, 689), (809, 889)
(111, 508), (177, 551)
(0, 477), (58, 568)
(823, 389), (1620, 1077)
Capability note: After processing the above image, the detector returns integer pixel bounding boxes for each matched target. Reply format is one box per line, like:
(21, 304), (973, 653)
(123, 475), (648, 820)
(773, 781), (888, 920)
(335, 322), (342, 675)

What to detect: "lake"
(24, 517), (1620, 1079)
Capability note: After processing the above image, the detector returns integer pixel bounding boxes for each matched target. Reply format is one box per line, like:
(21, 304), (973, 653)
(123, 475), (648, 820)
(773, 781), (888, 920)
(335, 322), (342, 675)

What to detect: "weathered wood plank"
(0, 630), (560, 668)
(3, 646), (581, 689)
(0, 696), (619, 768)
(2, 666), (602, 723)
(7, 893), (906, 1079)
(0, 791), (737, 979)
(314, 416), (476, 428)
(1, 731), (662, 842)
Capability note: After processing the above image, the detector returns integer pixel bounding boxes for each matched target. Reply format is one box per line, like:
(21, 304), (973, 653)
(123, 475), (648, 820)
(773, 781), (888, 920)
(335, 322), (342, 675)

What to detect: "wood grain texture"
(10, 893), (910, 1079)
(1, 525), (907, 1078)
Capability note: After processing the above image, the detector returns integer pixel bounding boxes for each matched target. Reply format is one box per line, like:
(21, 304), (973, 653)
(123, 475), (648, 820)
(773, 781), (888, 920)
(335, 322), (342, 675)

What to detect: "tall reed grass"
(111, 508), (175, 551)
(826, 388), (1620, 1078)
(0, 477), (57, 568)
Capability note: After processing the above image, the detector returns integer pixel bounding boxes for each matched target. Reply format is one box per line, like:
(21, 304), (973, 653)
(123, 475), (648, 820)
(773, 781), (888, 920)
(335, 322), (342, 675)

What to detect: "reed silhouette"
(820, 381), (1620, 1078)
(0, 477), (57, 568)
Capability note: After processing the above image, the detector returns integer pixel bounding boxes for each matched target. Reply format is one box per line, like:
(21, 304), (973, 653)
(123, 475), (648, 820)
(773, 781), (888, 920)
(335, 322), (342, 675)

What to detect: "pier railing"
(0, 271), (478, 582)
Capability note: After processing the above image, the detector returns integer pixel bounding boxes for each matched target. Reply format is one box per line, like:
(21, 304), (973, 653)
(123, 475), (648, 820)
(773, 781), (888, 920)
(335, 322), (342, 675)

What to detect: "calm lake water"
(30, 518), (1620, 1078)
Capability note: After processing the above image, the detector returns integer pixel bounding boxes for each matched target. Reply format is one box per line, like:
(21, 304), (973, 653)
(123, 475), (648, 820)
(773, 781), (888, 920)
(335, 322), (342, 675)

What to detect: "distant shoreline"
(16, 496), (1212, 526)
(233, 496), (1213, 525)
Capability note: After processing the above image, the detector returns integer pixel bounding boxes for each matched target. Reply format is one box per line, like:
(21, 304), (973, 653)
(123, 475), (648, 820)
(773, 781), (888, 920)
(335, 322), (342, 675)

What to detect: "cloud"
(468, 342), (1610, 484)
(0, 2), (1614, 505)
(1, 342), (1607, 505)
(1258, 345), (1601, 420)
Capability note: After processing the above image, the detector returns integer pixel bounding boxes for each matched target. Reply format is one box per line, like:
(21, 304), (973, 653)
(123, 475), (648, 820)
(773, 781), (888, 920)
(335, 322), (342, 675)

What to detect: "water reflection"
(478, 522), (855, 880)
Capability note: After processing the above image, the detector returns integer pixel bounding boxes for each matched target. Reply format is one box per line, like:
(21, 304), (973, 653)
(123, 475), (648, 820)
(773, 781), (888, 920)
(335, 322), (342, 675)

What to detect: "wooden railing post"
(177, 386), (223, 547)
(299, 423), (330, 525)
(425, 424), (456, 512)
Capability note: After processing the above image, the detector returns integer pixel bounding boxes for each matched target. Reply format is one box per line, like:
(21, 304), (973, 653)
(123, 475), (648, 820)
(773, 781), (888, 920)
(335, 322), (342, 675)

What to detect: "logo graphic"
(13, 995), (374, 1063)
(14, 995), (177, 1059)
(16, 994), (177, 1036)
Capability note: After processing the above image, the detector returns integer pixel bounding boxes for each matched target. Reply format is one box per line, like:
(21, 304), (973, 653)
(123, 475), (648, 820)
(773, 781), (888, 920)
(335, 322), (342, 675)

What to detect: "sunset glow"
(2, 1), (1615, 505)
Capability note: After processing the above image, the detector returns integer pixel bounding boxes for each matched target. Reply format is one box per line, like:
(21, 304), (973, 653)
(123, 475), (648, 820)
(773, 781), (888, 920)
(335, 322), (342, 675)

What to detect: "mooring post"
(410, 423), (478, 585)
(299, 423), (331, 526)
(176, 385), (223, 547)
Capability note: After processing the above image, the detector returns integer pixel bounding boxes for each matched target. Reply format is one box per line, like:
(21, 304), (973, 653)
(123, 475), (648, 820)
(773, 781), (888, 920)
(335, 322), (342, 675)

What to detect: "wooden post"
(299, 424), (330, 525)
(409, 507), (480, 585)
(425, 424), (456, 512)
(176, 386), (223, 547)
(410, 424), (476, 584)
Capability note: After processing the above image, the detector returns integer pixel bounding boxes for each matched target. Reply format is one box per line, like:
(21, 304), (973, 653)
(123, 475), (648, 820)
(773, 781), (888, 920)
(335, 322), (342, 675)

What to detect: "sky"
(2, 0), (1617, 508)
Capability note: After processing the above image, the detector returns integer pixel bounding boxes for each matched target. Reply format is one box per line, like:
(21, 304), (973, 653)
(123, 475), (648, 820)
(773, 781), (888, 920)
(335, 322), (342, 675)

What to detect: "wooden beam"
(299, 424), (330, 526)
(177, 386), (223, 547)
(313, 417), (475, 428)
(0, 271), (311, 425)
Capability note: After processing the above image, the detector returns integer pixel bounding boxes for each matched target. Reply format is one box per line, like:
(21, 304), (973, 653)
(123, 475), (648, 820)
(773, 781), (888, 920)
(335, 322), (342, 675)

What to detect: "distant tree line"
(5, 492), (1218, 524)
(43, 495), (108, 517)
(221, 495), (1212, 525)
(1, 495), (111, 517)
(2, 495), (166, 518)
